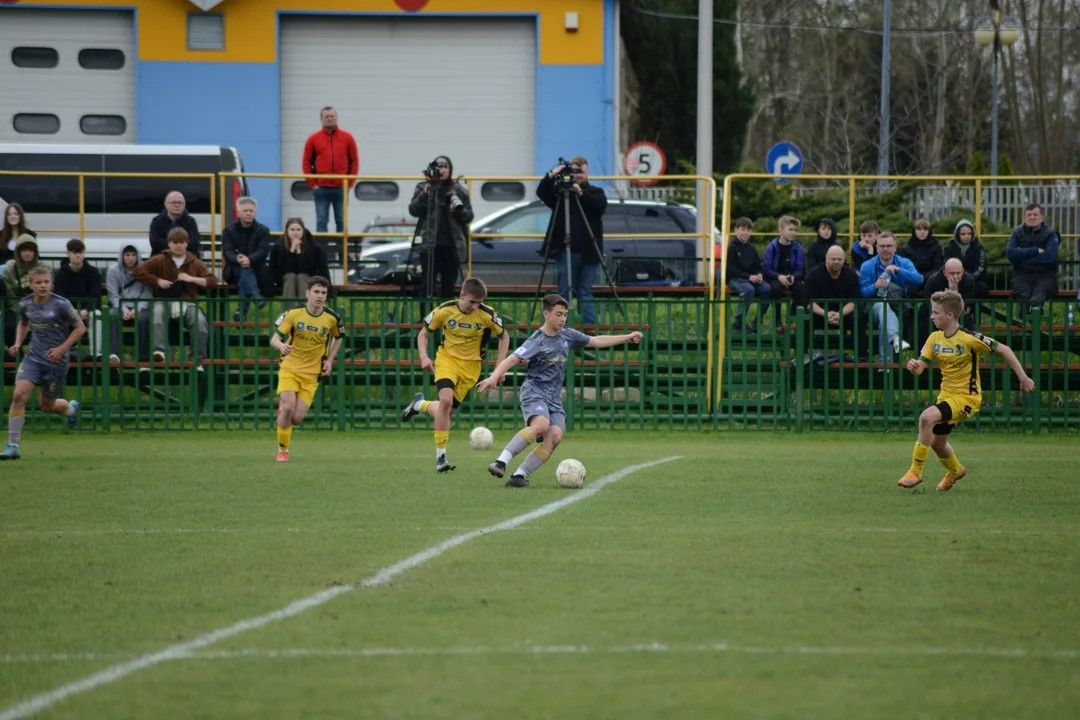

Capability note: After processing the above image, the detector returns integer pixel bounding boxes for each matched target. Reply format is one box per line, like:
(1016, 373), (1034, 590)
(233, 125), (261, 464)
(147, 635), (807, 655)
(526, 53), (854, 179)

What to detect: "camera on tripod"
(423, 160), (442, 181)
(553, 157), (582, 191)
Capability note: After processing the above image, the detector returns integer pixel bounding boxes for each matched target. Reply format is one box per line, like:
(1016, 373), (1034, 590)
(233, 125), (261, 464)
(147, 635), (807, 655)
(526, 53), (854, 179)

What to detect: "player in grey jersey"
(476, 294), (641, 487)
(1, 267), (85, 460)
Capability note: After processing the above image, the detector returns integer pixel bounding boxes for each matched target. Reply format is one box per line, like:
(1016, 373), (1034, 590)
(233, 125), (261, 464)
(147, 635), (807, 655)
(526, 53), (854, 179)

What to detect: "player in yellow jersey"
(900, 290), (1034, 491)
(269, 276), (343, 462)
(400, 277), (509, 472)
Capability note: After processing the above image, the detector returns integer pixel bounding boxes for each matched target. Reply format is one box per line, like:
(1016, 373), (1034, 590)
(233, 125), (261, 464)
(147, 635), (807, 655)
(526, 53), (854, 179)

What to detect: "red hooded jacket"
(302, 128), (359, 189)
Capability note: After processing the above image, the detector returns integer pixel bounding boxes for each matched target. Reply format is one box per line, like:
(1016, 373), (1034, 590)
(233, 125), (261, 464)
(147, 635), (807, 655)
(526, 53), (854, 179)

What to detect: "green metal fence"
(2, 295), (1077, 433)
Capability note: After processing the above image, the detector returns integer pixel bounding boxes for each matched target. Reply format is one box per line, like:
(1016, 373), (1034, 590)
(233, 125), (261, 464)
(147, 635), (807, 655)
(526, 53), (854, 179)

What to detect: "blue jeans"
(235, 267), (264, 315)
(312, 185), (345, 233)
(871, 299), (900, 358)
(727, 278), (771, 322)
(555, 252), (599, 324)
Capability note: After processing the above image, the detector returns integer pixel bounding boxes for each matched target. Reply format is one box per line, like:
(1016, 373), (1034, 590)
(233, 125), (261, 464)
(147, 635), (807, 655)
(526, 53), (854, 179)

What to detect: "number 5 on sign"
(623, 141), (667, 186)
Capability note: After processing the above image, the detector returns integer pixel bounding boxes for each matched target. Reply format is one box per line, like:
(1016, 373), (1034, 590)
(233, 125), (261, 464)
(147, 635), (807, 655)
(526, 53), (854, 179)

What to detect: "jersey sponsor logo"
(941, 347), (955, 354)
(457, 322), (472, 329)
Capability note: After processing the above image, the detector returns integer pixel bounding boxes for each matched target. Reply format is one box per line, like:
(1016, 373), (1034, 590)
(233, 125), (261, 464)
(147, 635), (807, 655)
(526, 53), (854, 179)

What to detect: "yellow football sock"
(434, 430), (449, 449)
(519, 427), (538, 443)
(277, 426), (293, 451)
(938, 452), (963, 474)
(910, 442), (929, 476)
(420, 400), (433, 415)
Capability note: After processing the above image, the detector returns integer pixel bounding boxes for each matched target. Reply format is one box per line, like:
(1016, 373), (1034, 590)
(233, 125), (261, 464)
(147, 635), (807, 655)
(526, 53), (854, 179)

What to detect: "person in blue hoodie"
(762, 215), (806, 319)
(1006, 202), (1059, 313)
(859, 231), (923, 360)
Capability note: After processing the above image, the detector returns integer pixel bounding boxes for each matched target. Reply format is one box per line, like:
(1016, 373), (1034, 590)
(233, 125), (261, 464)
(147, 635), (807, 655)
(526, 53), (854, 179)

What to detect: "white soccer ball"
(556, 459), (587, 489)
(469, 427), (494, 450)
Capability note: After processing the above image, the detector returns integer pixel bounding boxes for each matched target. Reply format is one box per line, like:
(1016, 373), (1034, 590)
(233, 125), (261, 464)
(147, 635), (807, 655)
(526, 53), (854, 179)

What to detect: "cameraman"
(536, 155), (607, 325)
(408, 155), (474, 298)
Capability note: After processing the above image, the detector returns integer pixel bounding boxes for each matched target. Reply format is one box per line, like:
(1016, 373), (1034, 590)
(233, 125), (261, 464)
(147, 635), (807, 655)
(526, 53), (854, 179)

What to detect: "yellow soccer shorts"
(932, 393), (982, 435)
(277, 369), (320, 407)
(434, 353), (482, 407)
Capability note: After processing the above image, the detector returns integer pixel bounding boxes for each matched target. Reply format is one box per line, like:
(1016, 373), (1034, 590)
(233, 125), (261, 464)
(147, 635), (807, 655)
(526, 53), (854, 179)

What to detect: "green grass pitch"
(1, 430), (1078, 719)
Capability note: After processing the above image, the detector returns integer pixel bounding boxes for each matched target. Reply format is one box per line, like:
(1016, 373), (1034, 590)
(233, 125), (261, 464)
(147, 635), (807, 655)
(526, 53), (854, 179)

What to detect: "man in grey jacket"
(408, 155), (474, 299)
(104, 244), (154, 365)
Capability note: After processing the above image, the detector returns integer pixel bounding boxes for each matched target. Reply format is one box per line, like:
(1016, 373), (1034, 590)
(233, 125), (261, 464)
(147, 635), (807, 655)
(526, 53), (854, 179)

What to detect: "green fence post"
(794, 306), (805, 433)
(100, 306), (111, 432)
(1031, 308), (1042, 433)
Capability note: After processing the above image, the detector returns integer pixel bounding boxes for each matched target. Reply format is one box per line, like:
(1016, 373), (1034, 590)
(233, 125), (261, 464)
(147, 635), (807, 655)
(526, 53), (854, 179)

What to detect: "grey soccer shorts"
(16, 355), (69, 399)
(519, 388), (565, 430)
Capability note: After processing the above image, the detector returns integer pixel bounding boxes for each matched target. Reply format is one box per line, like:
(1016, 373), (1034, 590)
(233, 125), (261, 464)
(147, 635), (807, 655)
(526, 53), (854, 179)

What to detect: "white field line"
(3, 526), (535, 537)
(0, 456), (682, 720)
(4, 641), (1078, 664)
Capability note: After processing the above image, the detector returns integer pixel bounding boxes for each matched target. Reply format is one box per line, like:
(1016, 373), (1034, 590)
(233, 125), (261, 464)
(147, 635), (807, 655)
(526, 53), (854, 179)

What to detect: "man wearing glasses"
(149, 191), (202, 257)
(407, 155), (474, 299)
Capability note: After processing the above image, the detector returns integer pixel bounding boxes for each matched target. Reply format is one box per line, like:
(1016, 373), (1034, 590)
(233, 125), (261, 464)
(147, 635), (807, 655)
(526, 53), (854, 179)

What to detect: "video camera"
(553, 157), (582, 191)
(423, 160), (443, 181)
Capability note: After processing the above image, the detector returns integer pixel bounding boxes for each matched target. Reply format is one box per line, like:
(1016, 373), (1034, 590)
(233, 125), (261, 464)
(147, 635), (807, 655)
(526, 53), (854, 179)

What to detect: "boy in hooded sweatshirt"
(105, 244), (154, 364)
(2, 235), (50, 314)
(805, 218), (839, 272)
(943, 219), (989, 299)
(899, 218), (944, 297)
(52, 239), (103, 360)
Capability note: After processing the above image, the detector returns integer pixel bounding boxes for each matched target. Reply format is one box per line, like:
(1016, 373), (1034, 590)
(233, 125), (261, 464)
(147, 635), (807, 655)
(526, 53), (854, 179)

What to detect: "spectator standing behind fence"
(149, 192), (202, 257)
(859, 231), (921, 359)
(222, 197), (271, 321)
(2, 203), (35, 265)
(725, 217), (770, 333)
(302, 106), (359, 234)
(133, 227), (218, 367)
(943, 219), (989, 298)
(536, 156), (607, 326)
(899, 218), (942, 297)
(762, 215), (806, 316)
(1006, 202), (1059, 314)
(105, 244), (153, 366)
(270, 217), (330, 300)
(851, 220), (879, 271)
(805, 218), (839, 272)
(408, 155), (474, 299)
(52, 239), (102, 360)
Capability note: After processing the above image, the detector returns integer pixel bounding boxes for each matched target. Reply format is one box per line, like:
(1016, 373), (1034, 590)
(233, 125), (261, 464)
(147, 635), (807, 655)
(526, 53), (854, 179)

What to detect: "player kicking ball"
(2, 267), (85, 460)
(899, 290), (1034, 491)
(477, 293), (642, 487)
(400, 277), (509, 473)
(270, 276), (343, 462)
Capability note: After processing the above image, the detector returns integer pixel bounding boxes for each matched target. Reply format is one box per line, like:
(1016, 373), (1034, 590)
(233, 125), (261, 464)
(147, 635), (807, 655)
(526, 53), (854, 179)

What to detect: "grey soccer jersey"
(19, 293), (80, 364)
(514, 327), (591, 400)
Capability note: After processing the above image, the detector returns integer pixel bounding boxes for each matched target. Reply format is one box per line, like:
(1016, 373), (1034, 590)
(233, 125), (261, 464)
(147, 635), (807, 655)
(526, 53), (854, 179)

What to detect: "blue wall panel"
(535, 64), (612, 178)
(137, 61), (283, 229)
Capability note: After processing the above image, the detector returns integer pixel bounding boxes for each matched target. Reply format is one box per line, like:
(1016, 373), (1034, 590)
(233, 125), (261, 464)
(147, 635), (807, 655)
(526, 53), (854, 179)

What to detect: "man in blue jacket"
(763, 215), (806, 321)
(1006, 202), (1059, 314)
(859, 231), (922, 359)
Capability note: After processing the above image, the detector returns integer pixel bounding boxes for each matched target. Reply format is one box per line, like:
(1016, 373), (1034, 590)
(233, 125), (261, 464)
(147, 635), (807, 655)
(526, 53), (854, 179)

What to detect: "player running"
(270, 276), (343, 462)
(899, 290), (1034, 491)
(2, 267), (85, 460)
(477, 293), (642, 487)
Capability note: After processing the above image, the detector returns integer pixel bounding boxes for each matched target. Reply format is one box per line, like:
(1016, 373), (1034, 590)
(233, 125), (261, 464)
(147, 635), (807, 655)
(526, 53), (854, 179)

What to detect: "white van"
(0, 144), (247, 266)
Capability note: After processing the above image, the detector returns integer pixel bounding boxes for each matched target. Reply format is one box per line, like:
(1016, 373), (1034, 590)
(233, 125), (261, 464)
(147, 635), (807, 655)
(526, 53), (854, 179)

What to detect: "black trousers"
(418, 244), (460, 299)
(1012, 271), (1058, 310)
(767, 278), (805, 319)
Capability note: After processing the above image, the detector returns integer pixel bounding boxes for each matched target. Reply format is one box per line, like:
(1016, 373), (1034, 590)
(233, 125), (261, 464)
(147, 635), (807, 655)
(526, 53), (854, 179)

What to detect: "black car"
(348, 199), (709, 287)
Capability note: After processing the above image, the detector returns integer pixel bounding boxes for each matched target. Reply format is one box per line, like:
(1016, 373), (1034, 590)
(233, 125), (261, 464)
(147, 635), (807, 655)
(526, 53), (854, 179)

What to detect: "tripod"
(390, 179), (443, 324)
(530, 186), (624, 327)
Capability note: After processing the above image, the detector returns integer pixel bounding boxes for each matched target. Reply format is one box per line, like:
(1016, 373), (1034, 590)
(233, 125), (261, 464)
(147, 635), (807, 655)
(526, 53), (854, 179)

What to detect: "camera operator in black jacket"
(408, 155), (474, 299)
(536, 155), (607, 325)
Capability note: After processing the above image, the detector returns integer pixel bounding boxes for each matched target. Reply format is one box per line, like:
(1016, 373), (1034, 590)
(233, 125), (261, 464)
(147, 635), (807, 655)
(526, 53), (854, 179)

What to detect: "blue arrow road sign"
(766, 142), (804, 184)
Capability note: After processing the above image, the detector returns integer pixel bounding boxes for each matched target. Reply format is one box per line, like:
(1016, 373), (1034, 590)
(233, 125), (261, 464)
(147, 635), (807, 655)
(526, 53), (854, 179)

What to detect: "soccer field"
(1, 431), (1078, 719)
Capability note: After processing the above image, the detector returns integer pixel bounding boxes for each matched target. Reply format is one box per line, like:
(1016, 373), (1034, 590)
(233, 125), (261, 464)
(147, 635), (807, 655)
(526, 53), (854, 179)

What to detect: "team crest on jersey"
(297, 321), (305, 331)
(933, 343), (941, 353)
(447, 319), (457, 328)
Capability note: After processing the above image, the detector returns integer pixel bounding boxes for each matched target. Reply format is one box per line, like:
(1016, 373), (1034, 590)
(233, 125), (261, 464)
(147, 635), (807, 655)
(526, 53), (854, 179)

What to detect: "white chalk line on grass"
(3, 526), (536, 537)
(4, 641), (1077, 665)
(0, 455), (681, 720)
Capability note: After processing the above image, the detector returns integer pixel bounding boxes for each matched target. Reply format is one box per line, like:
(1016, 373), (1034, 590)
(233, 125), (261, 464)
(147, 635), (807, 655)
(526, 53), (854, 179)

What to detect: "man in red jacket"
(302, 106), (359, 234)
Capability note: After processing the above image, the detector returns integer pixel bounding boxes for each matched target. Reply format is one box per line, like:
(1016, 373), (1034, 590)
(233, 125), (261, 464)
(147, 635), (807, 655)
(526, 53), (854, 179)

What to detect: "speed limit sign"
(623, 141), (667, 186)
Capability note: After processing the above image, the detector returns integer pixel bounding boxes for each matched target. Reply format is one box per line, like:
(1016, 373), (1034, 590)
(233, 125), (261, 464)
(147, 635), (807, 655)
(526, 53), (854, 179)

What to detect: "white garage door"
(0, 9), (136, 143)
(280, 16), (536, 236)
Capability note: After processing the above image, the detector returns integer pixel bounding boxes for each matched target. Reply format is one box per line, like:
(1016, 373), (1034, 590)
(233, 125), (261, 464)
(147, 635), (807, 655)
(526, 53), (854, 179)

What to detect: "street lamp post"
(974, 9), (1021, 183)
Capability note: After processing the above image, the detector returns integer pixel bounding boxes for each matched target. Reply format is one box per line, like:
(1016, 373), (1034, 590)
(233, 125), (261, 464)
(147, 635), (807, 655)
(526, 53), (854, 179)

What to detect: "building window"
(187, 13), (225, 51)
(78, 49), (126, 70)
(81, 115), (127, 136)
(480, 182), (526, 203)
(354, 182), (399, 201)
(290, 182), (313, 202)
(13, 114), (60, 134)
(11, 47), (59, 69)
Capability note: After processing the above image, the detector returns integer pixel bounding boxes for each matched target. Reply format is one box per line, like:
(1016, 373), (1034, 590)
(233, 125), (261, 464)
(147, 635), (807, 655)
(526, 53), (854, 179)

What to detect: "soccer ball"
(469, 427), (494, 450)
(556, 459), (587, 489)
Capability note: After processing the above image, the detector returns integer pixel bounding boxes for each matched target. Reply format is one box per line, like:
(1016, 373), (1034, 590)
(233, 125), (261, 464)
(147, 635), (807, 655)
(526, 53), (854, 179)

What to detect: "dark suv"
(347, 199), (709, 286)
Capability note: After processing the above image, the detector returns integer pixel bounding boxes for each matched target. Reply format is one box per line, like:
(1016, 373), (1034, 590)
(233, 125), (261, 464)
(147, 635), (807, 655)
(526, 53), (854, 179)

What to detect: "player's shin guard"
(498, 427), (538, 465)
(277, 426), (293, 451)
(8, 410), (25, 447)
(515, 446), (550, 478)
(420, 400), (433, 416)
(938, 452), (963, 474)
(910, 442), (929, 476)
(434, 430), (449, 459)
